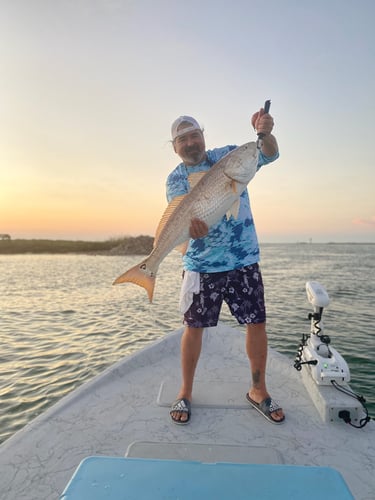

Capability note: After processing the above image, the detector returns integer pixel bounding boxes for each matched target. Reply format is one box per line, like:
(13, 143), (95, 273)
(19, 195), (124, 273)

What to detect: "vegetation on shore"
(1, 238), (373, 256)
(0, 236), (154, 255)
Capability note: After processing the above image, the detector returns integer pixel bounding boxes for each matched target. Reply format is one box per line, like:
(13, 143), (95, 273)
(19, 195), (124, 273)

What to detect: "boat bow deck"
(0, 324), (373, 499)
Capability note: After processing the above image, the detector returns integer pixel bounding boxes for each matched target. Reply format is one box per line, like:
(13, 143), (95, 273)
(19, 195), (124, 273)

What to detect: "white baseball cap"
(171, 115), (202, 141)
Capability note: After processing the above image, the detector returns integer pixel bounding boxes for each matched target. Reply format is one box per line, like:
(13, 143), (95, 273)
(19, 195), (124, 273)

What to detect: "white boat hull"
(0, 324), (373, 499)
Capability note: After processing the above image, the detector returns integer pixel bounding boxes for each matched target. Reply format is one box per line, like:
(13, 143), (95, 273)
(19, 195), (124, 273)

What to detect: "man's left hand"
(251, 108), (274, 137)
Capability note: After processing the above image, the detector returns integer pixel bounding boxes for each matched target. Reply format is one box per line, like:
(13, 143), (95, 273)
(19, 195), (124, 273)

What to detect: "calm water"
(0, 244), (374, 443)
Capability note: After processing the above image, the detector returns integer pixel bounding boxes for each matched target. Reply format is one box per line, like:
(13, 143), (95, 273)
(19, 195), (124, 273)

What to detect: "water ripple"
(0, 246), (374, 444)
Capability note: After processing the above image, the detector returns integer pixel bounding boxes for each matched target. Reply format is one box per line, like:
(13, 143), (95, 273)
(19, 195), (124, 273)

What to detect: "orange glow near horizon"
(2, 2), (374, 243)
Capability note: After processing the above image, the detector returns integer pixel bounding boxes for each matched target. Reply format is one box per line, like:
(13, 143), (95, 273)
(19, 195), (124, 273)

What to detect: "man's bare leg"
(246, 323), (284, 421)
(171, 327), (204, 423)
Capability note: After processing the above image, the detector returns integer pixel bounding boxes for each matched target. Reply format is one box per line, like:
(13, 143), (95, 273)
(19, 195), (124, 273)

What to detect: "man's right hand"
(189, 218), (209, 239)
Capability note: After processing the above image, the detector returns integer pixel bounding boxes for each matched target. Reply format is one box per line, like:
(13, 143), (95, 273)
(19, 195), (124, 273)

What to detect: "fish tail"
(113, 259), (156, 303)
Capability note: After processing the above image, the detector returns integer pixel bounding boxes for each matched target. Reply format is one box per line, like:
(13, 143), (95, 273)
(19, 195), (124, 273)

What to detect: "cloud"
(352, 215), (375, 226)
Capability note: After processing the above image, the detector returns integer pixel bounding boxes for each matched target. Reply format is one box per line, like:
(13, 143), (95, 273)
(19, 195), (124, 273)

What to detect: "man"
(167, 107), (285, 425)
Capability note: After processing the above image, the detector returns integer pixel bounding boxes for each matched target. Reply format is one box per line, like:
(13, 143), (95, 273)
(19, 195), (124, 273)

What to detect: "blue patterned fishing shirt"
(166, 145), (279, 272)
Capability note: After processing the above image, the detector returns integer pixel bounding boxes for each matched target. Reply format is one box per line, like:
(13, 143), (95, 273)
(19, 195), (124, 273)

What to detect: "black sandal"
(170, 398), (191, 425)
(246, 393), (285, 424)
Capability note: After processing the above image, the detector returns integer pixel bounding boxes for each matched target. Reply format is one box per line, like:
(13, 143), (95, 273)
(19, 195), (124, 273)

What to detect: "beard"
(181, 145), (206, 165)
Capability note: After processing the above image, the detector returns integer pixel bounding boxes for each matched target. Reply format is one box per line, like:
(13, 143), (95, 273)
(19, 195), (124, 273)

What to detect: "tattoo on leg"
(252, 369), (261, 387)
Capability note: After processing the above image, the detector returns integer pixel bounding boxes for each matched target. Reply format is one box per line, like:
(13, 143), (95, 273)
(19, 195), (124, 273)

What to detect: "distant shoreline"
(0, 236), (154, 255)
(0, 237), (373, 255)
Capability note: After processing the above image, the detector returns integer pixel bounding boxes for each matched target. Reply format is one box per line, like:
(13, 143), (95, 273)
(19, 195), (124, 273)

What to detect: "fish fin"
(154, 195), (186, 247)
(230, 179), (238, 193)
(188, 171), (206, 189)
(175, 240), (189, 255)
(113, 259), (156, 303)
(225, 199), (241, 220)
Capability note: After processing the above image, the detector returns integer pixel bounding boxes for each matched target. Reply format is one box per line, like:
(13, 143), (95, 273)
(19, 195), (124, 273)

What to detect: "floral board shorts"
(183, 263), (266, 328)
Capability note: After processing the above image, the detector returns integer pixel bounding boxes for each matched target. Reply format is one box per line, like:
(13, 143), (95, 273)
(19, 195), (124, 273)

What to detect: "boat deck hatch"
(126, 441), (283, 464)
(157, 380), (253, 408)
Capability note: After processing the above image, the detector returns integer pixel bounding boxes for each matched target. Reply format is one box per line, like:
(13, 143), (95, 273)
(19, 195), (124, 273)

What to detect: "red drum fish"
(113, 142), (259, 302)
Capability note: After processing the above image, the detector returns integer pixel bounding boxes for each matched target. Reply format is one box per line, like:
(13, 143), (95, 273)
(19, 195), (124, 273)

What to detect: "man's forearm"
(260, 134), (278, 157)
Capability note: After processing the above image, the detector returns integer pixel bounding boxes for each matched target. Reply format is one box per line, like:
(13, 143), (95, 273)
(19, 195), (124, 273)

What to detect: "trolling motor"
(294, 281), (350, 384)
(294, 281), (370, 427)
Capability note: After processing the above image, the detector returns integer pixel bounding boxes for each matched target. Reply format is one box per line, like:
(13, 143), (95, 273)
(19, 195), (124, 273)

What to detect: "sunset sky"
(1, 0), (374, 243)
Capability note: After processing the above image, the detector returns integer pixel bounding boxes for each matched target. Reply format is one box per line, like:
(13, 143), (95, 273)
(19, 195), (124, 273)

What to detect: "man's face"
(173, 130), (206, 166)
